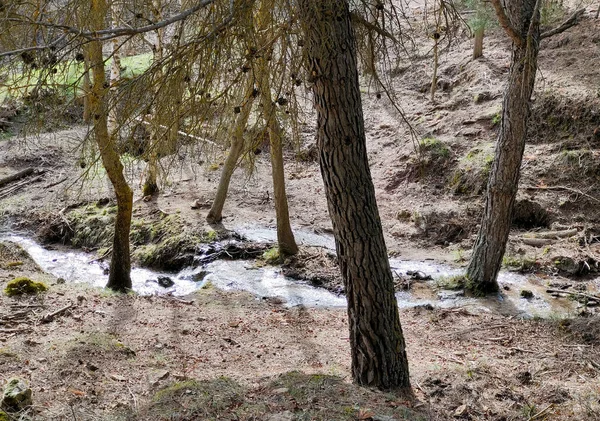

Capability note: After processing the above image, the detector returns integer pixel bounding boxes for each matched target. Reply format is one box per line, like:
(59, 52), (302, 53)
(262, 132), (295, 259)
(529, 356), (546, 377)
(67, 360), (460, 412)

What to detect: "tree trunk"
(82, 53), (92, 123)
(298, 0), (410, 390)
(256, 0), (298, 256)
(466, 0), (540, 294)
(87, 0), (133, 292)
(473, 27), (484, 59)
(108, 0), (121, 136)
(206, 79), (255, 223)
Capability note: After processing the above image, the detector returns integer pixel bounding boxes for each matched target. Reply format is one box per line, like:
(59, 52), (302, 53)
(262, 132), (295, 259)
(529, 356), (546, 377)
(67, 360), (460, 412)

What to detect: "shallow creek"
(3, 227), (593, 318)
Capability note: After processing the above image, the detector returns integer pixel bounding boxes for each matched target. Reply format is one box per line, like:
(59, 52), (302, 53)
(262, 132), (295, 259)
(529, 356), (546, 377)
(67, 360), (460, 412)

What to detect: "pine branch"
(490, 0), (524, 47)
(541, 8), (586, 39)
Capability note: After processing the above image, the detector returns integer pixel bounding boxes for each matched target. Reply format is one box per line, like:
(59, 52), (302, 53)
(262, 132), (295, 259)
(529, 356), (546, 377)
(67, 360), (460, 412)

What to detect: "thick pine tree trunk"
(298, 0), (410, 389)
(207, 79), (255, 223)
(87, 0), (133, 292)
(466, 0), (540, 294)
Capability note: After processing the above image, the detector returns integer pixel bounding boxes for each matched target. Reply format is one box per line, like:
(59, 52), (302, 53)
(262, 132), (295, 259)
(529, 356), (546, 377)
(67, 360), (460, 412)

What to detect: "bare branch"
(6, 0), (219, 43)
(541, 8), (586, 39)
(0, 33), (68, 59)
(350, 11), (398, 43)
(490, 0), (524, 47)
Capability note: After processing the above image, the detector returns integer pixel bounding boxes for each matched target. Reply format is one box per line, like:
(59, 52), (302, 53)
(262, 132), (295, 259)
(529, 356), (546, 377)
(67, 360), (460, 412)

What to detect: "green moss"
(419, 137), (450, 159)
(4, 277), (48, 296)
(151, 377), (243, 418)
(436, 275), (466, 290)
(0, 410), (9, 421)
(3, 261), (23, 268)
(262, 247), (281, 264)
(502, 255), (537, 272)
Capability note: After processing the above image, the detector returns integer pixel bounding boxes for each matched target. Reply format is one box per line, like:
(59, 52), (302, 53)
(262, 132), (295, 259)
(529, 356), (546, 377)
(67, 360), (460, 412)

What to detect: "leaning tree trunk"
(298, 0), (410, 389)
(466, 0), (540, 294)
(258, 67), (299, 256)
(87, 0), (133, 292)
(256, 0), (298, 256)
(206, 78), (255, 223)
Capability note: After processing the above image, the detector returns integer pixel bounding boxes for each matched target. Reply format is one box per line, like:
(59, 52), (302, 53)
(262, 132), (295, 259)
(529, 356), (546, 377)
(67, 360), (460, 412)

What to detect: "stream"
(2, 227), (593, 318)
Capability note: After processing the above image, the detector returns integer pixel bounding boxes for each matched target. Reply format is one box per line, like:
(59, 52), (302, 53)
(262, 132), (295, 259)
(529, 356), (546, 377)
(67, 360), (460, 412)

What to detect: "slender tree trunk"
(87, 0), (133, 292)
(466, 0), (540, 294)
(473, 27), (484, 59)
(256, 0), (298, 256)
(298, 0), (410, 390)
(206, 79), (255, 223)
(108, 0), (121, 136)
(82, 54), (92, 123)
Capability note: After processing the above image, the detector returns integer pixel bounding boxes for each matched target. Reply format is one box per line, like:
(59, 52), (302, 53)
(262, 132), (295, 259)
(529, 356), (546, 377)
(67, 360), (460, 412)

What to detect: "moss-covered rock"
(1, 378), (32, 412)
(4, 277), (48, 297)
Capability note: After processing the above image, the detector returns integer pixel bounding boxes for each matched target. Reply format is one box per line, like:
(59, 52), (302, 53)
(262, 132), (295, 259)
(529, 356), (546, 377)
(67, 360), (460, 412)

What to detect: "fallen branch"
(40, 302), (74, 323)
(524, 185), (600, 204)
(547, 289), (600, 302)
(44, 176), (68, 189)
(521, 238), (555, 247)
(0, 327), (32, 334)
(0, 168), (34, 188)
(541, 8), (586, 39)
(525, 228), (578, 239)
(0, 174), (44, 199)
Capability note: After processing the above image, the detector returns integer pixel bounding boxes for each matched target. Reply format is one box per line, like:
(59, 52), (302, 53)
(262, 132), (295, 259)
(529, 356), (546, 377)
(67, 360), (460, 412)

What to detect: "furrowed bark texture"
(466, 0), (540, 293)
(88, 0), (133, 291)
(298, 0), (410, 389)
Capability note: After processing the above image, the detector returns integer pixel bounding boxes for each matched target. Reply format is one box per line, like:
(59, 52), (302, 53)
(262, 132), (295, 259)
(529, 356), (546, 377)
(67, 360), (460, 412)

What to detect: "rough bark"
(298, 0), (410, 389)
(466, 0), (540, 294)
(206, 79), (255, 223)
(87, 0), (133, 292)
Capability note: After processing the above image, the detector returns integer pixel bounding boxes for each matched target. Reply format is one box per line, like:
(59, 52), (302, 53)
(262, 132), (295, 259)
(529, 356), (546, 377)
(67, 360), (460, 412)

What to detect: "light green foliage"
(419, 137), (450, 160)
(262, 247), (281, 264)
(436, 275), (466, 290)
(4, 277), (47, 296)
(461, 0), (495, 32)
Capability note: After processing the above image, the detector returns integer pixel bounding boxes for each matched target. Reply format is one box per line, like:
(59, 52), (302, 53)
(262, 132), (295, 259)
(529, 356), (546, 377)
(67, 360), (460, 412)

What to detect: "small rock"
(1, 378), (32, 412)
(109, 374), (127, 382)
(520, 290), (534, 299)
(157, 276), (174, 288)
(267, 411), (294, 421)
(192, 271), (209, 282)
(453, 404), (467, 417)
(272, 387), (289, 394)
(85, 362), (99, 372)
(151, 370), (170, 386)
(437, 290), (465, 300)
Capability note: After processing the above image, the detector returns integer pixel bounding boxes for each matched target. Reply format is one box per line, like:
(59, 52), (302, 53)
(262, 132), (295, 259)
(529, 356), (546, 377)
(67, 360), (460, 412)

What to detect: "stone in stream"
(157, 276), (175, 288)
(1, 378), (32, 412)
(192, 271), (209, 282)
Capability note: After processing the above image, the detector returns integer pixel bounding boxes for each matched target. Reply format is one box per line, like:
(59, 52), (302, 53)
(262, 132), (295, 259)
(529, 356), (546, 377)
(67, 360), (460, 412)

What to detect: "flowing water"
(2, 227), (590, 318)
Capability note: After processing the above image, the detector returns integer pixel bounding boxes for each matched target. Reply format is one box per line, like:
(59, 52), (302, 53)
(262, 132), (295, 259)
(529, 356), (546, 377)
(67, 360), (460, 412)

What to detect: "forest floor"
(1, 242), (600, 421)
(1, 2), (600, 420)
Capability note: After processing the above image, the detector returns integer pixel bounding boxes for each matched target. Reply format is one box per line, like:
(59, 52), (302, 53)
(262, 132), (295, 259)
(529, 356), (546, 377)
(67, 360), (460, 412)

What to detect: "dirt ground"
(1, 242), (600, 421)
(1, 3), (600, 421)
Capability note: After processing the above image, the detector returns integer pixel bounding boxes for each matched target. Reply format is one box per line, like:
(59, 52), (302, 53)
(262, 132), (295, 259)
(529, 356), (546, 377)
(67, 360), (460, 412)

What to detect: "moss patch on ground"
(4, 277), (47, 296)
(135, 371), (422, 421)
